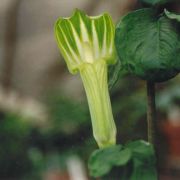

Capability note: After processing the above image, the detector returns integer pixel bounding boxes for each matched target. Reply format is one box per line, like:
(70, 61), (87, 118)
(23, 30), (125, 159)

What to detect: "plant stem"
(80, 60), (116, 148)
(146, 81), (156, 145)
(147, 81), (160, 179)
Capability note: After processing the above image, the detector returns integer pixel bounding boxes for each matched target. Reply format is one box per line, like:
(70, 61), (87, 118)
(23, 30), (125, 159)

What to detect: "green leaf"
(165, 9), (180, 22)
(125, 140), (155, 161)
(115, 8), (180, 82)
(88, 145), (132, 177)
(125, 140), (158, 180)
(139, 0), (172, 6)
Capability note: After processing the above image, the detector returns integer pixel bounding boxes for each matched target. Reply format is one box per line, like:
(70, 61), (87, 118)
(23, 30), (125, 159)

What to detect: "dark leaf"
(115, 8), (180, 82)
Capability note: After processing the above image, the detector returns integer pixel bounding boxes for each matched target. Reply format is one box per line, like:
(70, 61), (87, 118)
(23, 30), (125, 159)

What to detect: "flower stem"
(80, 60), (116, 148)
(146, 81), (159, 178)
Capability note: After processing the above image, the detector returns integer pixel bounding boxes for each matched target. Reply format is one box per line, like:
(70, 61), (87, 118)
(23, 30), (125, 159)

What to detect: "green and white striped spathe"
(55, 9), (116, 74)
(54, 9), (117, 148)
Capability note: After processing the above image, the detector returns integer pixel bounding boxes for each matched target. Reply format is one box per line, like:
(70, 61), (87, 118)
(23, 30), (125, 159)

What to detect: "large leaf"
(115, 8), (180, 82)
(139, 0), (173, 6)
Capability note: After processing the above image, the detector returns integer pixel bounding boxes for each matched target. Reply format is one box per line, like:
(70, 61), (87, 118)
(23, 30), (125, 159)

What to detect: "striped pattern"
(54, 9), (116, 74)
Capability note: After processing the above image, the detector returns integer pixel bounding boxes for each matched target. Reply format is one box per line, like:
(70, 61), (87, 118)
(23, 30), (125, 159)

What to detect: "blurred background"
(0, 0), (179, 179)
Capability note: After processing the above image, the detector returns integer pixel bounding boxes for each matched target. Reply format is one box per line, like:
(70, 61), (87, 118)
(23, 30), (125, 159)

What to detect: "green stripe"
(55, 22), (72, 59)
(78, 10), (92, 42)
(104, 14), (114, 50)
(94, 16), (105, 50)
(59, 19), (80, 57)
(69, 10), (82, 38)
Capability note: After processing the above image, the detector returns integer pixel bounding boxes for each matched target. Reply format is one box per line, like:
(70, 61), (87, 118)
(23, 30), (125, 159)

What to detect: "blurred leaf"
(125, 140), (157, 180)
(157, 83), (180, 110)
(47, 96), (89, 135)
(0, 113), (32, 178)
(125, 140), (156, 162)
(115, 8), (180, 82)
(130, 165), (157, 180)
(139, 0), (172, 6)
(88, 145), (132, 177)
(165, 9), (180, 22)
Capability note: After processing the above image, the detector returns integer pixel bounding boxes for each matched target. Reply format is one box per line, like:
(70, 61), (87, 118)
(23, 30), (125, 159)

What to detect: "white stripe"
(92, 20), (99, 59)
(69, 20), (83, 61)
(80, 17), (89, 42)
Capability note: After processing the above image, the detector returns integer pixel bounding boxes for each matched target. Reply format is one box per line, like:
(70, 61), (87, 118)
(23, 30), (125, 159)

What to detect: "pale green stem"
(80, 60), (117, 148)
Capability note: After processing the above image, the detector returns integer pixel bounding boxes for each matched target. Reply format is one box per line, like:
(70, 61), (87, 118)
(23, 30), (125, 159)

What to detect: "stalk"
(147, 81), (159, 179)
(80, 60), (116, 148)
(146, 81), (156, 145)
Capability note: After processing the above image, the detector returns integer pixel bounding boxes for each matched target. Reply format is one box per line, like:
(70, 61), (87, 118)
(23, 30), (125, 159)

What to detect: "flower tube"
(54, 9), (117, 148)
